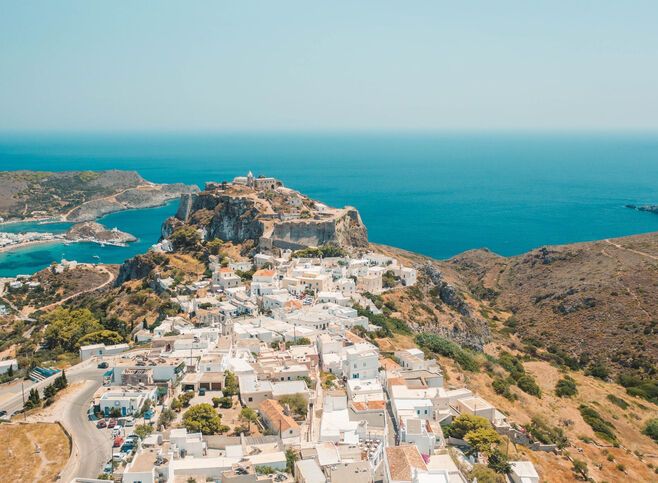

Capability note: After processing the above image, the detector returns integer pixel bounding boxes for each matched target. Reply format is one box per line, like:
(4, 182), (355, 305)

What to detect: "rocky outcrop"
(163, 185), (368, 251)
(115, 252), (163, 286)
(66, 221), (136, 244)
(270, 207), (368, 249)
(626, 204), (658, 214)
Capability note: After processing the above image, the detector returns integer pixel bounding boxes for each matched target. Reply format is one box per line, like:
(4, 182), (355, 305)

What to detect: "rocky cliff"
(162, 183), (368, 251)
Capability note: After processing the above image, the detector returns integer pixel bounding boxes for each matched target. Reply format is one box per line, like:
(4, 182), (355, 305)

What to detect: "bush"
(278, 394), (308, 419)
(579, 404), (617, 444)
(492, 377), (516, 400)
(555, 375), (578, 398)
(586, 360), (609, 380)
(415, 333), (480, 372)
(643, 418), (658, 443)
(517, 374), (542, 397)
(606, 394), (629, 409)
(524, 417), (568, 448)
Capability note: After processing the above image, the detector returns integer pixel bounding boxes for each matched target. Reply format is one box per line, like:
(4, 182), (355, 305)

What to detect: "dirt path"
(604, 238), (658, 261)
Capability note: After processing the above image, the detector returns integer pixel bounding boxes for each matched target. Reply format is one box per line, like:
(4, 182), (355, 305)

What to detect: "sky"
(1, 1), (657, 132)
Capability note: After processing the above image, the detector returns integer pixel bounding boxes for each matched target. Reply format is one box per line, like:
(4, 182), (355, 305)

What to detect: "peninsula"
(0, 170), (198, 223)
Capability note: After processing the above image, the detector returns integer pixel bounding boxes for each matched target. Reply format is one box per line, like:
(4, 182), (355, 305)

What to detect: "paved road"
(58, 376), (112, 480)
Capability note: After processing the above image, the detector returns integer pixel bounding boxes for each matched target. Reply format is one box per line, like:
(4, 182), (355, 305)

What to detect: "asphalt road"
(59, 376), (112, 480)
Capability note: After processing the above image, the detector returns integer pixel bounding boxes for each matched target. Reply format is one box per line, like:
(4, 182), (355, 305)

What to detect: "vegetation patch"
(555, 375), (578, 398)
(415, 333), (480, 372)
(579, 404), (618, 444)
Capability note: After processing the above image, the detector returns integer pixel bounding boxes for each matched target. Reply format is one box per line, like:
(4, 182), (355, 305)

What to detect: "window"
(248, 397), (253, 402)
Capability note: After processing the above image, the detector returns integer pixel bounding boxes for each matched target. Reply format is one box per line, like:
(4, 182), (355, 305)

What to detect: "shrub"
(642, 418), (658, 443)
(517, 374), (542, 397)
(524, 417), (568, 448)
(555, 376), (578, 398)
(586, 360), (609, 380)
(606, 394), (629, 410)
(579, 404), (617, 444)
(415, 333), (479, 372)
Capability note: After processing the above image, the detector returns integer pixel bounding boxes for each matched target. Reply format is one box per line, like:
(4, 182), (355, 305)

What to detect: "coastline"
(0, 238), (63, 254)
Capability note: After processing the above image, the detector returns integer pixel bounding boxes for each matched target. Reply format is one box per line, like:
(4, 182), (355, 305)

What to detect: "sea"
(1, 132), (658, 277)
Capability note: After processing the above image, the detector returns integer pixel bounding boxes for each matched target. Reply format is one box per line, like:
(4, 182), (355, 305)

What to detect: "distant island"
(0, 170), (198, 223)
(625, 203), (658, 215)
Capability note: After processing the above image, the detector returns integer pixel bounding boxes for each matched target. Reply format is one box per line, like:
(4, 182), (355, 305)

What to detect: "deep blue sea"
(1, 132), (658, 277)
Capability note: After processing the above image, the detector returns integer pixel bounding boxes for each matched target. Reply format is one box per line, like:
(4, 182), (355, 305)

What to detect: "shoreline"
(0, 238), (63, 254)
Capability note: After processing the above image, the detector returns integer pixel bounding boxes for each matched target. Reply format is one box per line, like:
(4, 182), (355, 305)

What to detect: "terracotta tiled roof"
(386, 445), (427, 481)
(254, 269), (276, 277)
(258, 399), (299, 433)
(352, 400), (386, 411)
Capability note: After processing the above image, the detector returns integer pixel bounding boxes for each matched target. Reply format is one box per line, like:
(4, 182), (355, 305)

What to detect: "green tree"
(285, 448), (299, 475)
(572, 459), (589, 480)
(464, 427), (501, 457)
(206, 239), (224, 255)
(469, 464), (505, 483)
(158, 408), (175, 430)
(24, 387), (41, 410)
(182, 403), (228, 435)
(586, 360), (609, 380)
(171, 397), (182, 412)
(239, 406), (258, 433)
(179, 392), (195, 408)
(53, 370), (68, 391)
(487, 449), (511, 474)
(447, 414), (491, 439)
(223, 371), (239, 397)
(134, 424), (153, 439)
(43, 384), (57, 399)
(7, 365), (13, 377)
(77, 330), (124, 347)
(170, 226), (202, 251)
(278, 394), (308, 419)
(42, 307), (103, 351)
(516, 374), (542, 397)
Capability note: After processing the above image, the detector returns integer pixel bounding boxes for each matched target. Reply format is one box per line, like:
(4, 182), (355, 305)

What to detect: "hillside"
(446, 233), (658, 379)
(0, 170), (197, 222)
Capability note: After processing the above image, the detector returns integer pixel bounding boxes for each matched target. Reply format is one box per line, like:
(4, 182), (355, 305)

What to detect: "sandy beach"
(0, 238), (63, 254)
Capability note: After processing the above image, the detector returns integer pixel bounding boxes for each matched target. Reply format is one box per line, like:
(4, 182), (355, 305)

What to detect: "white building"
(0, 359), (18, 375)
(79, 343), (130, 361)
(343, 343), (379, 380)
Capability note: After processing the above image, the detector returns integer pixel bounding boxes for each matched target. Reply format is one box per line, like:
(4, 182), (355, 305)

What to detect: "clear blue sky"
(1, 1), (657, 132)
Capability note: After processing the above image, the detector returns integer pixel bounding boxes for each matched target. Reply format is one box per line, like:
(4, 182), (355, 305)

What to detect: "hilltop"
(0, 170), (198, 222)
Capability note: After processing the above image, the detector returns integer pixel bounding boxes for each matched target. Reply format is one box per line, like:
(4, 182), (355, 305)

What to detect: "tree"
(516, 374), (542, 397)
(158, 408), (175, 430)
(206, 239), (224, 255)
(179, 392), (195, 408)
(182, 403), (228, 435)
(555, 375), (578, 398)
(223, 371), (239, 397)
(42, 307), (103, 351)
(24, 387), (41, 410)
(586, 360), (609, 380)
(278, 394), (308, 419)
(55, 370), (68, 390)
(7, 365), (13, 377)
(447, 414), (491, 439)
(134, 424), (153, 439)
(78, 330), (124, 347)
(43, 384), (57, 399)
(239, 407), (258, 433)
(285, 448), (299, 475)
(572, 459), (589, 480)
(171, 397), (183, 412)
(464, 427), (501, 457)
(487, 449), (511, 474)
(170, 226), (202, 252)
(469, 464), (505, 483)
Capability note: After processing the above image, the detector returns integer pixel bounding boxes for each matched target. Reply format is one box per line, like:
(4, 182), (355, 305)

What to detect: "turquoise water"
(1, 133), (658, 276)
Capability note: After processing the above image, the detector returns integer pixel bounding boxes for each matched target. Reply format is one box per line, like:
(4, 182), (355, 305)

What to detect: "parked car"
(0, 410), (7, 418)
(102, 463), (113, 474)
(198, 387), (206, 396)
(97, 361), (109, 369)
(107, 419), (117, 428)
(124, 418), (135, 427)
(112, 428), (122, 437)
(113, 436), (124, 448)
(120, 442), (135, 453)
(96, 420), (107, 428)
(112, 452), (127, 462)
